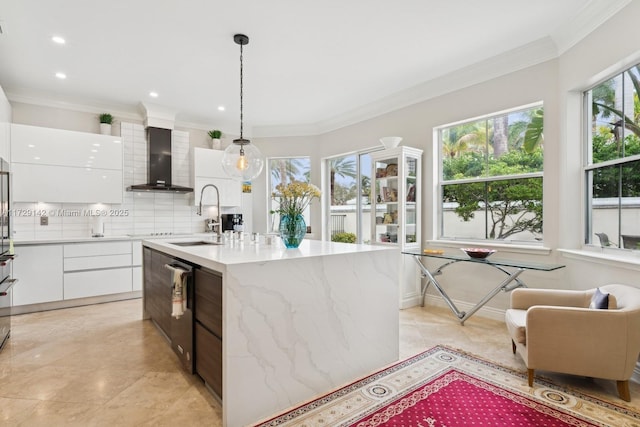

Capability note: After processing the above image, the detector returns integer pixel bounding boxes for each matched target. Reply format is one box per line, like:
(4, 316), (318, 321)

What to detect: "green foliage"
(208, 129), (222, 139)
(443, 149), (543, 240)
(99, 113), (113, 124)
(443, 177), (543, 240)
(523, 109), (544, 153)
(331, 232), (356, 243)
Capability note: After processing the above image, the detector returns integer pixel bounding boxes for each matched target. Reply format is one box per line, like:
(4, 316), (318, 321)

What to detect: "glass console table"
(402, 250), (565, 325)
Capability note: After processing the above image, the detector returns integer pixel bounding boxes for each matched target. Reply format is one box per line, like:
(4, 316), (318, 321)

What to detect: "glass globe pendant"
(222, 34), (264, 181)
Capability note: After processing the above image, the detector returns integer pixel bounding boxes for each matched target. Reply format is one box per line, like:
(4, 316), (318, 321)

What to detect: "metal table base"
(405, 252), (565, 325)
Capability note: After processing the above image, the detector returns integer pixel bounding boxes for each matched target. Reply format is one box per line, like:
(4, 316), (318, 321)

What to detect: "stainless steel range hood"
(126, 127), (194, 193)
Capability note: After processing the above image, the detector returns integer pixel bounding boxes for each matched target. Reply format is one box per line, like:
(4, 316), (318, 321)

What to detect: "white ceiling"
(0, 0), (631, 137)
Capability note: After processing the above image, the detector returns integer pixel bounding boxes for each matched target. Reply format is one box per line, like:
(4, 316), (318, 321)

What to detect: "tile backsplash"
(12, 122), (221, 240)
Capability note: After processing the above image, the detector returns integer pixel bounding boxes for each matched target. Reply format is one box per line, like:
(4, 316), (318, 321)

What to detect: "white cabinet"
(64, 268), (132, 300)
(132, 240), (142, 291)
(192, 147), (241, 207)
(63, 241), (133, 300)
(12, 245), (64, 306)
(0, 122), (9, 163)
(11, 124), (123, 203)
(370, 146), (423, 309)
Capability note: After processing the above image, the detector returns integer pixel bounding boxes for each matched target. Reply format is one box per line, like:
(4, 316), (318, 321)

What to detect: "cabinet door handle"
(164, 264), (191, 275)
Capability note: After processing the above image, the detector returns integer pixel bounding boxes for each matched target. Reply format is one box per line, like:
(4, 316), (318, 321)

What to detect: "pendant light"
(222, 34), (264, 181)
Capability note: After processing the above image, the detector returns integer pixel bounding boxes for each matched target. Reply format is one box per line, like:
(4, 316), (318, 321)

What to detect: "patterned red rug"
(253, 346), (640, 427)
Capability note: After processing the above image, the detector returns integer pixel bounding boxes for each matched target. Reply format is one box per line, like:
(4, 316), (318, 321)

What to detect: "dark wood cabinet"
(143, 248), (174, 338)
(194, 267), (223, 399)
(195, 321), (223, 398)
(194, 268), (222, 338)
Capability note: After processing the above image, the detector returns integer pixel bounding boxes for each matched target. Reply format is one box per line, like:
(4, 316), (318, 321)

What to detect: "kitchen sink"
(170, 240), (224, 247)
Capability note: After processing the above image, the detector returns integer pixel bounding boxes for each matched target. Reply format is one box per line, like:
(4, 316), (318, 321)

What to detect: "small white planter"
(211, 138), (221, 150)
(99, 123), (112, 135)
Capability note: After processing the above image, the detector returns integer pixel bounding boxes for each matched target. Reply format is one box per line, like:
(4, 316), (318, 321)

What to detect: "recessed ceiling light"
(51, 36), (65, 44)
(55, 72), (66, 79)
(149, 91), (158, 98)
(218, 106), (225, 111)
(93, 143), (100, 147)
(28, 144), (35, 148)
(34, 156), (40, 160)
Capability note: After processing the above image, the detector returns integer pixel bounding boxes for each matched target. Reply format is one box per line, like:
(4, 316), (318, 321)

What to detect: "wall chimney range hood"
(126, 127), (194, 193)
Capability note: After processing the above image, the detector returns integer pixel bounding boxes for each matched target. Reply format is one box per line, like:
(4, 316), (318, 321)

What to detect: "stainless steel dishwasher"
(164, 259), (195, 374)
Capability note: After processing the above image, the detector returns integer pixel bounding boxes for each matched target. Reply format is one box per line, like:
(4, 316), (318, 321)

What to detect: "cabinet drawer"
(64, 267), (132, 300)
(195, 321), (222, 399)
(64, 241), (132, 257)
(195, 268), (222, 338)
(64, 254), (132, 271)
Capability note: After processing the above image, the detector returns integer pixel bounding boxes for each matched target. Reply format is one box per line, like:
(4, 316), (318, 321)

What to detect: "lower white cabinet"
(64, 268), (132, 300)
(12, 245), (64, 306)
(132, 241), (142, 291)
(63, 241), (133, 300)
(13, 240), (140, 308)
(132, 266), (142, 291)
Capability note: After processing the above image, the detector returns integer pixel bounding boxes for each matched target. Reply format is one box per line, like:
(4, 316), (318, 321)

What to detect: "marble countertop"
(13, 233), (214, 245)
(142, 236), (395, 270)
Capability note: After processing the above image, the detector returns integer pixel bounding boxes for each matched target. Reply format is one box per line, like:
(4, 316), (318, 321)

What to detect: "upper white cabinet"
(0, 123), (9, 163)
(11, 124), (123, 203)
(192, 147), (241, 207)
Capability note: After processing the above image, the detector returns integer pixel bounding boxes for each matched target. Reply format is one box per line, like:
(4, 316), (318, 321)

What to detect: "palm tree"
(270, 158), (307, 188)
(330, 156), (356, 205)
(492, 115), (509, 157)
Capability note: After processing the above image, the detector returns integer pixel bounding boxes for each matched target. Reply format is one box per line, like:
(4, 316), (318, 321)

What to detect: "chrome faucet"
(197, 184), (221, 234)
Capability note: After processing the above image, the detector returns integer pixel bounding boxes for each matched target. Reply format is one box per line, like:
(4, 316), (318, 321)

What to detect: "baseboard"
(400, 294), (421, 309)
(405, 294), (506, 322)
(11, 291), (142, 315)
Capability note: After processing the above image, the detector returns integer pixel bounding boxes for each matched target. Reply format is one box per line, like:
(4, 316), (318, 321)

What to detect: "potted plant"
(208, 129), (222, 149)
(99, 113), (114, 135)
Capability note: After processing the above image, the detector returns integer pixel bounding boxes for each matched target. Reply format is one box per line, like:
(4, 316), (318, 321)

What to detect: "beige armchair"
(505, 284), (640, 401)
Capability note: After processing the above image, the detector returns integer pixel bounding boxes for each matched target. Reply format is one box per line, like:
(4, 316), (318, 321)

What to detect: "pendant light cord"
(239, 41), (244, 141)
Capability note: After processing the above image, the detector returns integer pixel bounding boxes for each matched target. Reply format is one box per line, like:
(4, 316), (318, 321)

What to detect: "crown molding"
(551, 0), (632, 55)
(6, 92), (144, 122)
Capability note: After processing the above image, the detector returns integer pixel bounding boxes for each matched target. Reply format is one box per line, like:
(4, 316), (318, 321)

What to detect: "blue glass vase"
(279, 214), (306, 249)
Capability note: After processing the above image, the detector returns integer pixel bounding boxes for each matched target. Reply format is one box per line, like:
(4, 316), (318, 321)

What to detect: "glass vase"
(279, 214), (306, 249)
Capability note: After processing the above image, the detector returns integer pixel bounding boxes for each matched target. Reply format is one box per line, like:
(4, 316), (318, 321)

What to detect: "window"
(326, 150), (377, 243)
(585, 64), (640, 249)
(438, 104), (544, 242)
(268, 157), (311, 232)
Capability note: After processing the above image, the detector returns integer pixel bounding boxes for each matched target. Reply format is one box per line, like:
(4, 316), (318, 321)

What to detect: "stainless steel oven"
(0, 158), (15, 351)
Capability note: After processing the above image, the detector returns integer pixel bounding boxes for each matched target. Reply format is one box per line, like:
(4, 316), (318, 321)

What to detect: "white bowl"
(379, 136), (402, 149)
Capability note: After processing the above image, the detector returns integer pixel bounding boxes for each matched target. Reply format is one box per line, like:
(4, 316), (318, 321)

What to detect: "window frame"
(323, 147), (383, 243)
(583, 64), (640, 249)
(266, 156), (312, 233)
(436, 102), (544, 243)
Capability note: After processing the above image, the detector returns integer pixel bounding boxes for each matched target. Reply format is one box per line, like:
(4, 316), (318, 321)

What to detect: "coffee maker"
(221, 214), (243, 231)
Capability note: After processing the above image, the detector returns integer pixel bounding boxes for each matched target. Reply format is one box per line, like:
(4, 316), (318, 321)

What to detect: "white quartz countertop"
(13, 233), (213, 245)
(142, 236), (396, 270)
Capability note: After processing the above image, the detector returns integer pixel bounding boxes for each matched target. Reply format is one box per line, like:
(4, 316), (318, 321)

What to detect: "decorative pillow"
(589, 288), (609, 309)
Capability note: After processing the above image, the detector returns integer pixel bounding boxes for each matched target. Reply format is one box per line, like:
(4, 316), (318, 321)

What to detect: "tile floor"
(0, 299), (638, 426)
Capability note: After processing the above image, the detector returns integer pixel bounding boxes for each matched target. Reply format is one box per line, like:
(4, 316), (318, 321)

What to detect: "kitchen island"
(142, 237), (399, 427)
